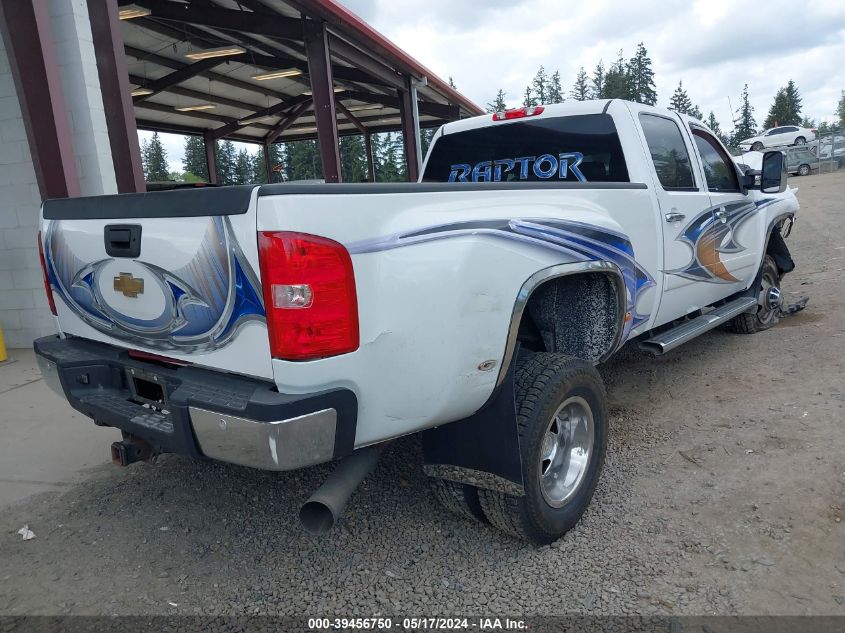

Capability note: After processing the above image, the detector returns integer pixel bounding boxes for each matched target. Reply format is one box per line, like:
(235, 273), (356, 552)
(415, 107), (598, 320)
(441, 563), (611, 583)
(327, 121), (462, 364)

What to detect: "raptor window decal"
(424, 114), (629, 183)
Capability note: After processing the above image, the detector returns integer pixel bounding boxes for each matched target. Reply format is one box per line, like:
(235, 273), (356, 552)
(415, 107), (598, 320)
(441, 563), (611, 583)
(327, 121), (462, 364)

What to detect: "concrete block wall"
(0, 30), (55, 349)
(0, 0), (117, 349)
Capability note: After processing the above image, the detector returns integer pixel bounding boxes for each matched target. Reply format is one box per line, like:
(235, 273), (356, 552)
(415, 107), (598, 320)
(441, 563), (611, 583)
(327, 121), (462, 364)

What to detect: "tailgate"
(40, 186), (271, 379)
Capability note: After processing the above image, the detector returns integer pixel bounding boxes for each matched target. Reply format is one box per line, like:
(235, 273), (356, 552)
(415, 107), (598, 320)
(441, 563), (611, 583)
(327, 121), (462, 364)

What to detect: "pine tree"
(801, 115), (817, 129)
(571, 67), (589, 101)
(234, 147), (253, 184)
(764, 88), (787, 129)
(838, 90), (845, 129)
(215, 140), (238, 185)
(340, 135), (368, 183)
(182, 135), (209, 181)
(626, 43), (656, 105)
(603, 50), (629, 100)
(590, 61), (605, 99)
(522, 85), (537, 107)
(668, 81), (693, 114)
(375, 132), (405, 182)
(448, 76), (457, 90)
(706, 111), (729, 145)
(249, 143), (285, 184)
(486, 89), (507, 113)
(141, 132), (170, 181)
(782, 80), (802, 126)
(284, 140), (323, 181)
(548, 70), (563, 104)
(733, 84), (757, 143)
(531, 66), (548, 105)
(419, 128), (437, 162)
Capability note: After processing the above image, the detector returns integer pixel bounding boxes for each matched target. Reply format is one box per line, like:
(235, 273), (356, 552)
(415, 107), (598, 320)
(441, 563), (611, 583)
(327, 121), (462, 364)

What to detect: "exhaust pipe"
(299, 444), (383, 534)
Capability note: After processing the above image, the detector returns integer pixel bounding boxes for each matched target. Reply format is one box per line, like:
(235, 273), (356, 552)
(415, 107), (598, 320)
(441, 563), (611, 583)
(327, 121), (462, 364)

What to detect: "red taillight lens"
(37, 231), (57, 316)
(258, 231), (359, 361)
(492, 106), (545, 121)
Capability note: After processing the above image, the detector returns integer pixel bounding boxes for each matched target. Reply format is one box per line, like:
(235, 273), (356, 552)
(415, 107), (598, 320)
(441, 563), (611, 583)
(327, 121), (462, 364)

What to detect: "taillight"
(37, 231), (57, 316)
(257, 231), (359, 361)
(492, 106), (545, 121)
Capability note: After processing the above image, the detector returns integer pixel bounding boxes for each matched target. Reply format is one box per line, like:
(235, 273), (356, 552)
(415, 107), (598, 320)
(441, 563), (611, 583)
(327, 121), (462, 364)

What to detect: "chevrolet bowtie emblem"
(113, 272), (144, 298)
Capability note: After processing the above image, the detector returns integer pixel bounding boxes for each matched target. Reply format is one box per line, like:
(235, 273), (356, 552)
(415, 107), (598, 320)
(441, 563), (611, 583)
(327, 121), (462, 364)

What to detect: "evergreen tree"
(571, 67), (589, 101)
(590, 61), (605, 99)
(141, 132), (170, 182)
(838, 90), (845, 128)
(668, 81), (693, 114)
(448, 76), (457, 90)
(532, 66), (548, 104)
(486, 89), (507, 113)
(249, 143), (285, 184)
(626, 43), (657, 105)
(733, 84), (757, 142)
(419, 128), (437, 163)
(182, 135), (209, 181)
(548, 70), (563, 104)
(234, 147), (253, 184)
(522, 85), (537, 107)
(706, 111), (729, 146)
(340, 135), (368, 183)
(284, 140), (323, 181)
(765, 80), (803, 127)
(374, 132), (405, 182)
(215, 140), (238, 185)
(801, 115), (817, 129)
(603, 51), (629, 100)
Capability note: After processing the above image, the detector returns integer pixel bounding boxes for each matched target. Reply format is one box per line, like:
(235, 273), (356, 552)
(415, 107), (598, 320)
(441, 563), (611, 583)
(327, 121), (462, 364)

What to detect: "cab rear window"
(422, 114), (629, 183)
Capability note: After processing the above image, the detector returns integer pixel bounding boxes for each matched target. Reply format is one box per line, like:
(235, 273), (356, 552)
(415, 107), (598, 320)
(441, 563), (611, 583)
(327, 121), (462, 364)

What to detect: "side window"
(692, 129), (740, 192)
(639, 114), (696, 190)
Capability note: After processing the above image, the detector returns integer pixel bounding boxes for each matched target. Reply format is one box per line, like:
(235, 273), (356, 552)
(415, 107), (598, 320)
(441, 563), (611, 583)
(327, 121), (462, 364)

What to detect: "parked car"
(818, 135), (845, 160)
(738, 125), (816, 151)
(34, 100), (799, 544)
(784, 147), (819, 176)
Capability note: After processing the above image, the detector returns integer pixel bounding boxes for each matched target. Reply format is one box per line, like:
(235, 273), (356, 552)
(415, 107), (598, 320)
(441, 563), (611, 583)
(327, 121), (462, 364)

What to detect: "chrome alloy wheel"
(758, 268), (782, 325)
(539, 396), (595, 508)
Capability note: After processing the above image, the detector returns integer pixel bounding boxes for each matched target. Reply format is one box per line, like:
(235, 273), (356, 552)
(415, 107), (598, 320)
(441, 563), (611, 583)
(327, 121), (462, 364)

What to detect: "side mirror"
(760, 151), (786, 193)
(742, 151), (786, 193)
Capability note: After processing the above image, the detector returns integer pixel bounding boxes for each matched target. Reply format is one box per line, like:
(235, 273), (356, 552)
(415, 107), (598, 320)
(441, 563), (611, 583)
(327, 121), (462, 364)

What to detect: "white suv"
(738, 125), (816, 151)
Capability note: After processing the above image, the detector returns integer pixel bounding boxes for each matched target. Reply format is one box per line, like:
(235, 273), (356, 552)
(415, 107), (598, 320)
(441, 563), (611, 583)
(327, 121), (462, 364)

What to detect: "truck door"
(635, 111), (730, 325)
(688, 125), (762, 290)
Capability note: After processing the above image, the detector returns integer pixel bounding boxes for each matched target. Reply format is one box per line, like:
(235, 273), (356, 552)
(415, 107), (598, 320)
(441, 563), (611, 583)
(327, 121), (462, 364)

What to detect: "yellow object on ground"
(0, 326), (6, 363)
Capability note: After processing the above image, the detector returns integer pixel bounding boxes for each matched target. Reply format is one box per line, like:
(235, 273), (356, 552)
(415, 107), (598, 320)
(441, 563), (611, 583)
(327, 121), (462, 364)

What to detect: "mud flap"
(421, 351), (525, 496)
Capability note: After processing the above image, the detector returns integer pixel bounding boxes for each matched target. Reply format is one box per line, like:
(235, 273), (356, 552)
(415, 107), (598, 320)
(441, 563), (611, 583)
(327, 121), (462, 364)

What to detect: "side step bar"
(639, 297), (758, 355)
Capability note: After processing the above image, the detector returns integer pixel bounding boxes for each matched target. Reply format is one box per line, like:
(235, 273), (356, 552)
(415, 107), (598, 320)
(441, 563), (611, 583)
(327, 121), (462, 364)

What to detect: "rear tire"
(728, 255), (781, 334)
(797, 164), (810, 176)
(429, 477), (487, 523)
(794, 136), (806, 146)
(751, 142), (764, 151)
(477, 353), (607, 544)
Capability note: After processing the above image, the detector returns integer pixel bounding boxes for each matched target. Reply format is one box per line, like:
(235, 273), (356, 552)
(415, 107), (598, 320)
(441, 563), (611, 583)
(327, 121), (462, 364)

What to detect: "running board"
(639, 297), (758, 355)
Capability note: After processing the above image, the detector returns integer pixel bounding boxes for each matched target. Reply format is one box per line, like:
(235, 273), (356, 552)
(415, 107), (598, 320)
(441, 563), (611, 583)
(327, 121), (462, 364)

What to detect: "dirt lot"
(1, 172), (843, 617)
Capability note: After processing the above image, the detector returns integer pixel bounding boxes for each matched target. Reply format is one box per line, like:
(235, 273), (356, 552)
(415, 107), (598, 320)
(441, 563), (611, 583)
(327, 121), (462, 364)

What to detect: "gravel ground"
(1, 172), (844, 617)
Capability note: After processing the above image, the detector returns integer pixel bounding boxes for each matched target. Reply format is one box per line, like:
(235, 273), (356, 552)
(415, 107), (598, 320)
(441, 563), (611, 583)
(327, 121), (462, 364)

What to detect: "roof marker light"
(492, 106), (545, 121)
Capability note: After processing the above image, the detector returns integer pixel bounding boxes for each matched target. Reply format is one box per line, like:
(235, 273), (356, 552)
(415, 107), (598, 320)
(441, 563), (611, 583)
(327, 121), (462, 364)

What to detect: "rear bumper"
(34, 336), (357, 471)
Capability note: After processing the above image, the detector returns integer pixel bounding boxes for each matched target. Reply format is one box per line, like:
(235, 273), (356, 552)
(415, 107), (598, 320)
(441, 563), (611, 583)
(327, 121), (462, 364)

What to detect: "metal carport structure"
(1, 0), (483, 196)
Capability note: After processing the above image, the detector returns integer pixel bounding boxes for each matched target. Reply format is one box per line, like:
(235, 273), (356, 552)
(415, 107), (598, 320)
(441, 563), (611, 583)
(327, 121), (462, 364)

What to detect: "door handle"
(664, 211), (685, 223)
(715, 208), (728, 223)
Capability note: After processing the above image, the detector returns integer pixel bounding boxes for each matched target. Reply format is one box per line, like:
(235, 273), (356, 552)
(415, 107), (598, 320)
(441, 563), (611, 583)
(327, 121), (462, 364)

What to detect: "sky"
(141, 0), (845, 174)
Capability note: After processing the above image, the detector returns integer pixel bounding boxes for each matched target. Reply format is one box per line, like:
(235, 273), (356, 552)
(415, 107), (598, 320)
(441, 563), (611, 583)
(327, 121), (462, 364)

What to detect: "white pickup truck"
(34, 99), (799, 544)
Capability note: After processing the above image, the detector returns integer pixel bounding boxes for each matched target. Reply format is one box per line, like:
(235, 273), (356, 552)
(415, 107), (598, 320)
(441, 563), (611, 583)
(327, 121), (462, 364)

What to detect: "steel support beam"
(0, 0), (81, 199)
(132, 58), (221, 103)
(262, 141), (272, 183)
(213, 95), (312, 141)
(334, 100), (368, 135)
(364, 133), (375, 182)
(304, 19), (341, 183)
(264, 100), (313, 144)
(87, 0), (145, 193)
(203, 130), (218, 184)
(398, 82), (420, 182)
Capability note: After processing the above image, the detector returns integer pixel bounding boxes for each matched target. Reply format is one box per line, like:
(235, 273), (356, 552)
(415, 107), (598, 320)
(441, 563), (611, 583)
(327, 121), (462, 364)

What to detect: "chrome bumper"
(190, 406), (338, 471)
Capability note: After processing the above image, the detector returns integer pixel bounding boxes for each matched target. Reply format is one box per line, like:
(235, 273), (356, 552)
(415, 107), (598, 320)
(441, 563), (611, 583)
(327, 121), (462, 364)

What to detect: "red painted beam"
(303, 19), (341, 183)
(87, 0), (145, 193)
(0, 0), (81, 199)
(398, 85), (419, 182)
